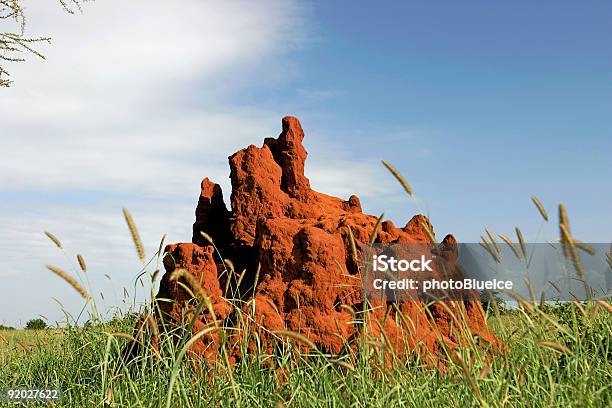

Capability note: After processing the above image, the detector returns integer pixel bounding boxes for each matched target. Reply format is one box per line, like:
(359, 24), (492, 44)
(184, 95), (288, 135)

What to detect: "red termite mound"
(149, 116), (500, 365)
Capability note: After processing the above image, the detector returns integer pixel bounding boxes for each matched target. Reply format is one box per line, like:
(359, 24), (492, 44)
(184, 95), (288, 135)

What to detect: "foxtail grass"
(46, 264), (90, 300)
(497, 233), (521, 259)
(44, 231), (63, 249)
(123, 208), (145, 263)
(76, 254), (87, 273)
(381, 160), (413, 197)
(531, 195), (549, 222)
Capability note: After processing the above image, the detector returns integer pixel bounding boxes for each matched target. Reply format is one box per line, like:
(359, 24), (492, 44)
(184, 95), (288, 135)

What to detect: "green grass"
(0, 328), (64, 354)
(0, 303), (610, 407)
(3, 194), (609, 407)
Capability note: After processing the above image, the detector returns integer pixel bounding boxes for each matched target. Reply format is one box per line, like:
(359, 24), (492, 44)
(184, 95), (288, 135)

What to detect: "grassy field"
(2, 200), (609, 407)
(1, 302), (610, 407)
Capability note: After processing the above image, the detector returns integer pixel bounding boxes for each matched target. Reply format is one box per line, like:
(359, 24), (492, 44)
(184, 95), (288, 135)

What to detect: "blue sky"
(0, 0), (610, 326)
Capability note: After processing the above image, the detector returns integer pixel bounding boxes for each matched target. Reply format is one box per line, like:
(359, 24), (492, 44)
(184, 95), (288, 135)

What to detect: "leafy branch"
(0, 0), (88, 87)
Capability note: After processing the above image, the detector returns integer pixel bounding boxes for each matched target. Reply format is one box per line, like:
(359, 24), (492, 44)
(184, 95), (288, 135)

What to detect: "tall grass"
(0, 301), (610, 407)
(2, 217), (611, 407)
(1, 169), (610, 407)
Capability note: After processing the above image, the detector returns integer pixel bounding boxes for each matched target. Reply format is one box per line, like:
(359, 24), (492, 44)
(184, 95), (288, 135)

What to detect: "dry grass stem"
(199, 231), (214, 245)
(236, 269), (247, 288)
(573, 301), (586, 317)
(369, 213), (384, 244)
(421, 221), (437, 244)
(480, 235), (500, 263)
(558, 204), (570, 257)
(559, 224), (584, 279)
(274, 329), (317, 351)
(574, 241), (595, 256)
(169, 269), (206, 301)
(122, 208), (145, 263)
(329, 359), (355, 372)
(523, 278), (537, 303)
(169, 269), (217, 322)
(497, 233), (521, 259)
(538, 340), (572, 355)
(44, 231), (62, 249)
(347, 225), (359, 268)
(76, 254), (87, 273)
(158, 234), (167, 256)
(515, 227), (527, 259)
(253, 263), (261, 294)
(223, 259), (235, 273)
(381, 160), (413, 197)
(485, 227), (501, 253)
(595, 300), (612, 313)
(151, 269), (159, 283)
(531, 196), (549, 221)
(46, 264), (90, 299)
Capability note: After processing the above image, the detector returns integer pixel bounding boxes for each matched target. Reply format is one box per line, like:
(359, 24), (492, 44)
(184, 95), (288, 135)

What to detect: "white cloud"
(1, 0), (306, 195)
(0, 0), (401, 327)
(0, 0), (307, 326)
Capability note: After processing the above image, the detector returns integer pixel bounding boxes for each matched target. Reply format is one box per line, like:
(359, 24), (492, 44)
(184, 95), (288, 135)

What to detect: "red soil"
(144, 116), (500, 366)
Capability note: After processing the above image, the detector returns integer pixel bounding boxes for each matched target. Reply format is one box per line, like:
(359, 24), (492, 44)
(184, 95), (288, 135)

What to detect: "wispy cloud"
(0, 0), (308, 326)
(0, 0), (430, 327)
(0, 0), (307, 195)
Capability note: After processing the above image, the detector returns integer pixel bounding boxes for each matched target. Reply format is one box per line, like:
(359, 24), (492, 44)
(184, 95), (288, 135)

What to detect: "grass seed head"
(538, 340), (572, 355)
(497, 233), (521, 260)
(531, 195), (549, 221)
(485, 227), (501, 253)
(369, 213), (384, 244)
(46, 264), (90, 300)
(123, 208), (145, 263)
(44, 231), (62, 249)
(76, 254), (87, 273)
(595, 300), (612, 314)
(199, 231), (214, 245)
(382, 160), (413, 197)
(515, 227), (527, 259)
